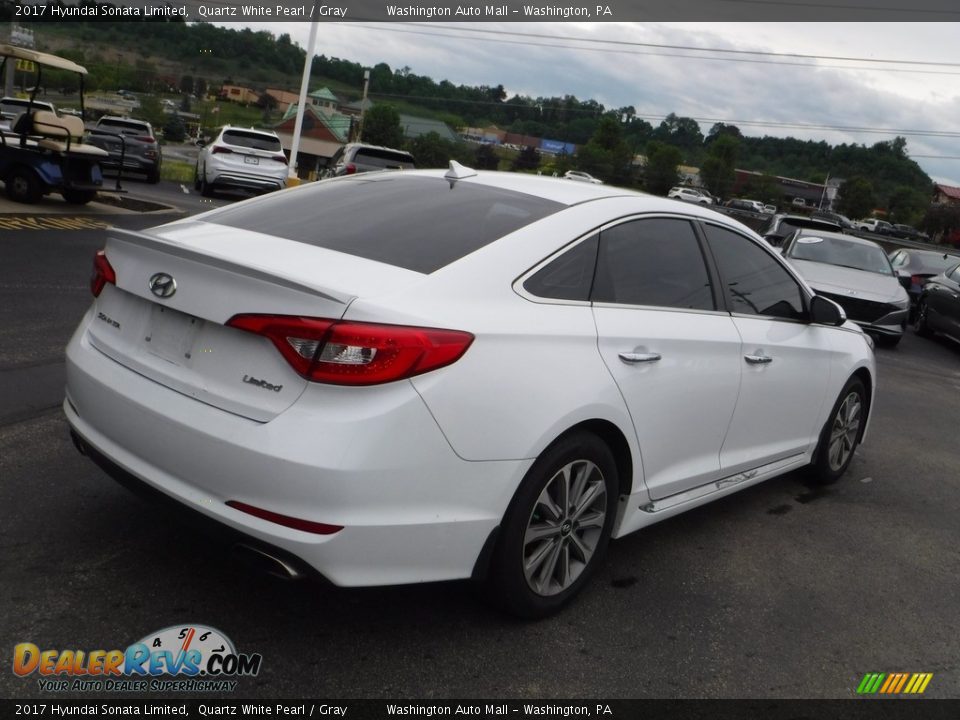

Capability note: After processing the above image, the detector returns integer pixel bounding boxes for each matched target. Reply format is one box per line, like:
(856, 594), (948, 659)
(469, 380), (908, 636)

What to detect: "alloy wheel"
(828, 392), (862, 472)
(522, 459), (607, 597)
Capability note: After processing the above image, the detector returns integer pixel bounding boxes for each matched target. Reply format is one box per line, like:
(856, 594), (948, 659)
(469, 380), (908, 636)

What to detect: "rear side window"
(591, 218), (715, 311)
(523, 235), (598, 301)
(704, 224), (806, 320)
(222, 130), (282, 152)
(208, 175), (563, 274)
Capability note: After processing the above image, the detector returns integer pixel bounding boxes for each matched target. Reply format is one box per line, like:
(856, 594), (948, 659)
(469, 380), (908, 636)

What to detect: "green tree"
(644, 141), (682, 196)
(575, 116), (633, 184)
(886, 185), (929, 225)
(361, 104), (404, 148)
(406, 132), (464, 168)
(163, 113), (187, 143)
(474, 143), (499, 170)
(836, 177), (876, 219)
(512, 146), (541, 172)
(700, 135), (739, 200)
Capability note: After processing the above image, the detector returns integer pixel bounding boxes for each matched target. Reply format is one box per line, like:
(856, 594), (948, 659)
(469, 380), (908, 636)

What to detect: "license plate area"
(145, 305), (203, 366)
(244, 155), (259, 165)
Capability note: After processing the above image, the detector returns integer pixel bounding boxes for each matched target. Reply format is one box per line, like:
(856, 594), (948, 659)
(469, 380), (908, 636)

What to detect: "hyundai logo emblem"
(149, 273), (177, 299)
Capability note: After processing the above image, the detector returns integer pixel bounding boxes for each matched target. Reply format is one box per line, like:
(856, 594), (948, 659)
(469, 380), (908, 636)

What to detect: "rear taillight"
(226, 314), (474, 386)
(90, 249), (116, 297)
(272, 154), (288, 164)
(212, 145), (233, 154)
(344, 163), (357, 175)
(135, 136), (156, 144)
(226, 500), (342, 535)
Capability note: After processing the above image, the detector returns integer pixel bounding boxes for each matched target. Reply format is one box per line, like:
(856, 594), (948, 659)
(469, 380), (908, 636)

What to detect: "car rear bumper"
(64, 320), (526, 586)
(209, 171), (285, 193)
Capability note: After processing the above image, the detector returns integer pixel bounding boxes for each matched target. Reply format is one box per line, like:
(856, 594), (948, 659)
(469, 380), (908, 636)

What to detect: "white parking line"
(180, 184), (190, 194)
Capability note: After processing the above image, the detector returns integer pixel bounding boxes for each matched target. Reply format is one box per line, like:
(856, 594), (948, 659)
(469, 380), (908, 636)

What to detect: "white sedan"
(66, 163), (875, 617)
(563, 170), (603, 184)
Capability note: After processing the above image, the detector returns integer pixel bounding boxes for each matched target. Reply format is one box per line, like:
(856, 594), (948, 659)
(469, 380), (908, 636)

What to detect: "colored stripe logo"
(857, 672), (933, 694)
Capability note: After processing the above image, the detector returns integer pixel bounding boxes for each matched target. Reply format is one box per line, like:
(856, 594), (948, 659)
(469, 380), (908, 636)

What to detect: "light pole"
(355, 69), (370, 142)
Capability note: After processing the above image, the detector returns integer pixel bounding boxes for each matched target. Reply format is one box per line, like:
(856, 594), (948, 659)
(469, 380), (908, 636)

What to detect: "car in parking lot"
(325, 142), (415, 177)
(913, 260), (960, 344)
(563, 170), (603, 184)
(65, 164), (875, 618)
(667, 186), (712, 204)
(889, 248), (960, 318)
(757, 213), (843, 247)
(855, 218), (894, 235)
(85, 115), (162, 183)
(811, 211), (855, 231)
(890, 224), (929, 242)
(780, 229), (909, 345)
(195, 126), (288, 196)
(724, 198), (765, 213)
(0, 96), (56, 130)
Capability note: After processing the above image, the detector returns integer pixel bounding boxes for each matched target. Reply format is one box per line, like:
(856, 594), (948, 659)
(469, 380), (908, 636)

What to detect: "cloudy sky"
(228, 21), (960, 186)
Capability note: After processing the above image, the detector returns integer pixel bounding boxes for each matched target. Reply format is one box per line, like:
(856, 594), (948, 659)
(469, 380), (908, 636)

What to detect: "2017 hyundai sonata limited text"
(65, 162), (876, 618)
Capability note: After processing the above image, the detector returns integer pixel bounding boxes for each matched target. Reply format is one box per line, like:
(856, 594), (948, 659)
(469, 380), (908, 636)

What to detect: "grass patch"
(161, 159), (195, 183)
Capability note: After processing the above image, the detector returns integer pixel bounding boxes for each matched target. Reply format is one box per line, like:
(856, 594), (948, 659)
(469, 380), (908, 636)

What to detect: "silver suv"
(326, 143), (415, 177)
(196, 126), (288, 196)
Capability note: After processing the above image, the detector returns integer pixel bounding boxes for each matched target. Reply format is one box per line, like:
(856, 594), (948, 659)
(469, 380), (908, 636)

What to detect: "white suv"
(668, 187), (713, 204)
(196, 126), (288, 197)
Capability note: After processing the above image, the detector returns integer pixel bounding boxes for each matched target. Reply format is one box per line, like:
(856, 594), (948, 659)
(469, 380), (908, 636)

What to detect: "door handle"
(619, 352), (662, 364)
(744, 353), (773, 364)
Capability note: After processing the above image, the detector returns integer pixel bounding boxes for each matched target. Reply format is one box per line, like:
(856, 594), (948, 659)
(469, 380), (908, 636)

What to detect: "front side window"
(591, 218), (715, 311)
(704, 224), (806, 321)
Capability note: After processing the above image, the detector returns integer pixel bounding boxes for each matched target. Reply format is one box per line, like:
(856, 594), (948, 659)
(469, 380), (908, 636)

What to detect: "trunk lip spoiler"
(106, 226), (353, 305)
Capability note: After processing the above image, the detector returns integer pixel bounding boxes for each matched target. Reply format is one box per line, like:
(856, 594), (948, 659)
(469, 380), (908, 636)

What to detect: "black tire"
(61, 188), (97, 205)
(200, 173), (214, 198)
(875, 333), (902, 349)
(486, 431), (618, 619)
(5, 167), (42, 204)
(913, 298), (933, 338)
(193, 167), (202, 192)
(146, 168), (161, 184)
(810, 377), (867, 485)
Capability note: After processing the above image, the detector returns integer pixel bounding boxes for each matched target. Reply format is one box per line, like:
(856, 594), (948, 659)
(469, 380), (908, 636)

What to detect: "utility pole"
(288, 0), (320, 184)
(355, 69), (370, 142)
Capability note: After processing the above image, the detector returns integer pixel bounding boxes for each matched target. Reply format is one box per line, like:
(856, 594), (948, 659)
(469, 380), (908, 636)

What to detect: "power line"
(340, 23), (960, 77)
(396, 22), (960, 68)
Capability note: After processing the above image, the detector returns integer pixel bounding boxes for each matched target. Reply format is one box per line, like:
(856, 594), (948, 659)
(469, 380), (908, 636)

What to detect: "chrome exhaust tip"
(233, 543), (304, 580)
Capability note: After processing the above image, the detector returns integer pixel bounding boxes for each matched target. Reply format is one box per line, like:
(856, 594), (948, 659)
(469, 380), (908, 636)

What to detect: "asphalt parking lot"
(1, 200), (958, 700)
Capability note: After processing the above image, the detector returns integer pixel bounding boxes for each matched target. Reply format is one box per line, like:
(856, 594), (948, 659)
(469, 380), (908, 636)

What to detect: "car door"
(701, 223), (834, 474)
(591, 216), (743, 500)
(927, 264), (960, 336)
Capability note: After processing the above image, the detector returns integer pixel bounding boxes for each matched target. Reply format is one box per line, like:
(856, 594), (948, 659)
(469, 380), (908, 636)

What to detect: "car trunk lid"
(88, 223), (424, 421)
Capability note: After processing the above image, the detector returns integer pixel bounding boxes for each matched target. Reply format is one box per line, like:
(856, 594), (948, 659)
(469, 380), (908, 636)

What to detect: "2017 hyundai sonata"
(65, 163), (876, 617)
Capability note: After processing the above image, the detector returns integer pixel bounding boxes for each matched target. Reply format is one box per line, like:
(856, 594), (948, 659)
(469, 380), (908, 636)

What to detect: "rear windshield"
(352, 148), (415, 169)
(207, 174), (564, 273)
(222, 130), (282, 152)
(98, 118), (150, 135)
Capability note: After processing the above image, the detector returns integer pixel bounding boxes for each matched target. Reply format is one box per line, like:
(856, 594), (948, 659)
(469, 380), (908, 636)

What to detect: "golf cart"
(0, 44), (108, 204)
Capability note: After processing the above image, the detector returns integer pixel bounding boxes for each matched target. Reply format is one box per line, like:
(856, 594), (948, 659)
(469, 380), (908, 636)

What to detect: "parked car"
(85, 115), (162, 183)
(723, 198), (765, 213)
(780, 229), (909, 346)
(763, 204), (777, 214)
(195, 126), (288, 197)
(326, 142), (415, 177)
(913, 261), (960, 344)
(890, 224), (929, 242)
(667, 186), (712, 204)
(757, 214), (842, 247)
(811, 211), (855, 231)
(889, 248), (960, 318)
(792, 197), (807, 208)
(66, 165), (875, 618)
(563, 170), (603, 184)
(0, 96), (56, 130)
(855, 218), (894, 235)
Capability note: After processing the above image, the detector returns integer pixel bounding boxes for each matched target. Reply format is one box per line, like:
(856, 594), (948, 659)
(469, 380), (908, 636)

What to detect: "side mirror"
(810, 295), (846, 326)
